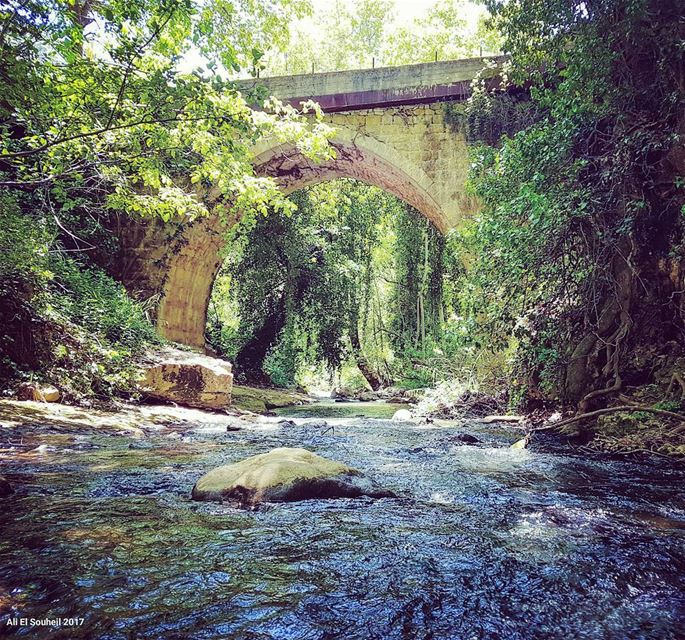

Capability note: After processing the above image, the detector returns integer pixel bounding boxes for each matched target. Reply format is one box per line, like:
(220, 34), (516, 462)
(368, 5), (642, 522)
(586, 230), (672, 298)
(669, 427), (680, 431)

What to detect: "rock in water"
(510, 436), (529, 450)
(358, 391), (379, 402)
(0, 476), (14, 497)
(392, 409), (413, 422)
(191, 447), (393, 504)
(140, 347), (233, 410)
(453, 433), (481, 445)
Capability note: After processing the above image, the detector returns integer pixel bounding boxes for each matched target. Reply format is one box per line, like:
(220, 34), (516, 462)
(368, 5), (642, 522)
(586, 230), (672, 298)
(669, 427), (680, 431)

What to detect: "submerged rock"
(140, 347), (233, 410)
(0, 475), (14, 497)
(452, 433), (481, 445)
(191, 447), (393, 504)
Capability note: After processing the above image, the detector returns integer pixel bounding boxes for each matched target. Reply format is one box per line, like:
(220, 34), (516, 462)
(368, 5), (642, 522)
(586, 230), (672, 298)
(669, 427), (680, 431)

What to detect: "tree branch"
(2, 113), (239, 161)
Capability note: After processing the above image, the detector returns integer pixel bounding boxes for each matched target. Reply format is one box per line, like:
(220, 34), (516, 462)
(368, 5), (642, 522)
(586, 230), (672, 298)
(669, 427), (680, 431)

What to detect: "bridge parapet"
(237, 56), (507, 112)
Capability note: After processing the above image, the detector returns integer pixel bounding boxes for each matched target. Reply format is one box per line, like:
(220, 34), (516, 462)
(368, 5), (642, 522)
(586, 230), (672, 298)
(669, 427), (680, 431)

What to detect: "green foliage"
(652, 400), (684, 413)
(206, 272), (241, 360)
(1, 0), (332, 224)
(209, 180), (388, 383)
(383, 0), (491, 66)
(47, 259), (158, 351)
(0, 198), (157, 400)
(263, 324), (305, 388)
(390, 207), (445, 352)
(207, 179), (451, 389)
(195, 0), (312, 72)
(444, 80), (538, 146)
(0, 194), (53, 282)
(0, 241), (160, 400)
(459, 0), (685, 405)
(263, 0), (394, 73)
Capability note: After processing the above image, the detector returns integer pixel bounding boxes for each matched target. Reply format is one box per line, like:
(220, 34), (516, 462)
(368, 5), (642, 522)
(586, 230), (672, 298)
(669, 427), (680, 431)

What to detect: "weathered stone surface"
(191, 447), (392, 504)
(16, 383), (60, 402)
(140, 347), (233, 410)
(237, 57), (506, 113)
(253, 103), (478, 235)
(231, 385), (308, 413)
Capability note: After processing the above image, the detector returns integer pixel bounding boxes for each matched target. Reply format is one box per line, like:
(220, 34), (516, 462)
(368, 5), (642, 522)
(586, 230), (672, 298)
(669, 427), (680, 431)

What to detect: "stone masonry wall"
(119, 100), (477, 348)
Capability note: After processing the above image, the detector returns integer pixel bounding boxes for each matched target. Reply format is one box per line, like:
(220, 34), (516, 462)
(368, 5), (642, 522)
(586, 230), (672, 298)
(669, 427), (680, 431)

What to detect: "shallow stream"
(1, 402), (685, 639)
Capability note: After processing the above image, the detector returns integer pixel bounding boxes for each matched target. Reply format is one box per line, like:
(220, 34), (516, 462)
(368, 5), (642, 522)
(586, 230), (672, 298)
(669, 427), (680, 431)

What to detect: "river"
(1, 401), (684, 639)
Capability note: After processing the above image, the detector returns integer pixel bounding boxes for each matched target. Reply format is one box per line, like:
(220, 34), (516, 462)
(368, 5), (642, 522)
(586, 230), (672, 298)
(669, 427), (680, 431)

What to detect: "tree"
(465, 0), (685, 407)
(0, 0), (332, 391)
(383, 0), (500, 65)
(263, 0), (393, 74)
(262, 0), (500, 76)
(207, 179), (446, 389)
(214, 182), (360, 384)
(0, 0), (330, 219)
(391, 207), (445, 351)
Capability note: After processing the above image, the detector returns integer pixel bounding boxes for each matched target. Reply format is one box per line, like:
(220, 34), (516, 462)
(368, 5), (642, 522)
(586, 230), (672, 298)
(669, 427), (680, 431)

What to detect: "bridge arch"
(136, 58), (505, 348)
(156, 125), (461, 347)
(252, 133), (450, 232)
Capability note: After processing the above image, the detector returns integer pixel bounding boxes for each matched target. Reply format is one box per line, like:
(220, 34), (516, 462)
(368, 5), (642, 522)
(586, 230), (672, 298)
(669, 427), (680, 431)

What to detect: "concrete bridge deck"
(237, 56), (506, 112)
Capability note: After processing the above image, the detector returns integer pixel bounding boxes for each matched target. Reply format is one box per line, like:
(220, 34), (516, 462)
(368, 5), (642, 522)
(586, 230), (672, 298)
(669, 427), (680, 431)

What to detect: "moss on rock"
(231, 385), (309, 413)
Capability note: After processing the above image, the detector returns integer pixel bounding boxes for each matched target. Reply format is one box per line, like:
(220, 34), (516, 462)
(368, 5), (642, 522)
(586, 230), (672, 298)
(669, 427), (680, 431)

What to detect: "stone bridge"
(121, 57), (504, 348)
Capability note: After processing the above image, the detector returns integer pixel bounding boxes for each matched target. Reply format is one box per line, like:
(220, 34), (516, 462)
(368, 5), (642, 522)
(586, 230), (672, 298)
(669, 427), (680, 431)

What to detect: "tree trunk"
(234, 303), (286, 384)
(349, 321), (383, 391)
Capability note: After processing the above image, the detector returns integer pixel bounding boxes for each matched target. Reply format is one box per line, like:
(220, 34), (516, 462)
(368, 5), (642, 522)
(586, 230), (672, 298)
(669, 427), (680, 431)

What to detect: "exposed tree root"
(534, 404), (685, 432)
(666, 372), (685, 400)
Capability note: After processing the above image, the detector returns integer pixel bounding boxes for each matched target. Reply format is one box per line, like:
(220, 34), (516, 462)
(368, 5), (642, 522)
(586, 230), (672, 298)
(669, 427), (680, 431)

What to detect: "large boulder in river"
(191, 447), (393, 504)
(140, 347), (233, 410)
(392, 409), (413, 422)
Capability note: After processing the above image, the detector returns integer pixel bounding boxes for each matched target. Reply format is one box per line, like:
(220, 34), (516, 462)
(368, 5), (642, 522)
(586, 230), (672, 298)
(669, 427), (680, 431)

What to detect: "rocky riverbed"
(1, 399), (685, 639)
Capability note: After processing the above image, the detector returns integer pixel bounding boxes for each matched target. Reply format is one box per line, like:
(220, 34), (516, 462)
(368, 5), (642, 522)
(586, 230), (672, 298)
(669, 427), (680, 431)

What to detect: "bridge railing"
(235, 56), (508, 112)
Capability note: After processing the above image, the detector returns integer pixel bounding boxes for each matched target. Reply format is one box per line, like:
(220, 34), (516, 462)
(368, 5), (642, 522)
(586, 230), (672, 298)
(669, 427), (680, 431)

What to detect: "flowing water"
(1, 402), (685, 639)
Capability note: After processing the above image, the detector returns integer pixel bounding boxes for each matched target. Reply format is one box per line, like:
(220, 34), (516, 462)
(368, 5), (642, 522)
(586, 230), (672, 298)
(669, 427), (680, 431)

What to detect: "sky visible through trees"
(177, 0), (499, 77)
